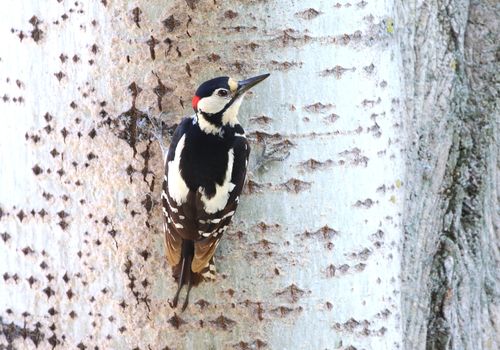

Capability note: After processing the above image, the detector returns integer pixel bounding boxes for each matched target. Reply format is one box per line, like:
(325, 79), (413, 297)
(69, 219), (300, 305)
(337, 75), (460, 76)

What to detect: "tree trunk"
(399, 0), (499, 349)
(0, 1), (497, 350)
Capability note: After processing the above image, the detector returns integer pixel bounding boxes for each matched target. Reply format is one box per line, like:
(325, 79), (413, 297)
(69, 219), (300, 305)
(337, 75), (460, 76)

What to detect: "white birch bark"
(0, 1), (496, 350)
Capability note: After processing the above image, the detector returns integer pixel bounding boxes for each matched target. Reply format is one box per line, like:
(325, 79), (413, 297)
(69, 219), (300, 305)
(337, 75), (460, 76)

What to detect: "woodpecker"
(162, 73), (270, 310)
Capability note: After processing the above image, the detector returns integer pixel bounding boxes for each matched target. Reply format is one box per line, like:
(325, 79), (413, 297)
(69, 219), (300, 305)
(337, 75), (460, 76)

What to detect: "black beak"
(234, 73), (270, 99)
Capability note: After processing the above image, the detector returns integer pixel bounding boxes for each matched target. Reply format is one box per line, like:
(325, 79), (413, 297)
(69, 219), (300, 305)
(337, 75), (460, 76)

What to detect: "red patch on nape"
(192, 95), (201, 111)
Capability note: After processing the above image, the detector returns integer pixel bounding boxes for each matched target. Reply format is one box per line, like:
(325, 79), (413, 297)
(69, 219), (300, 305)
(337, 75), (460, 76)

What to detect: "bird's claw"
(252, 139), (291, 173)
(181, 297), (189, 312)
(171, 296), (178, 309)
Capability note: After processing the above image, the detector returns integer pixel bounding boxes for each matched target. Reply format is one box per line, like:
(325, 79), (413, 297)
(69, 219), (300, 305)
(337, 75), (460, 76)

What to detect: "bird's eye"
(217, 89), (229, 97)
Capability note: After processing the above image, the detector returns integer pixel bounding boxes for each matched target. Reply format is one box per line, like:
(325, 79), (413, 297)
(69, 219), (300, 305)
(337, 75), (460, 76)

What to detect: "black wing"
(191, 135), (250, 275)
(162, 117), (192, 267)
(163, 120), (250, 278)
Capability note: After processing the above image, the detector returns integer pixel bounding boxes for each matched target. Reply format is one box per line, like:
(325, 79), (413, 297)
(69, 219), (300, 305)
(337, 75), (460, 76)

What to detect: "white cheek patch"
(222, 95), (243, 126)
(197, 95), (227, 114)
(200, 148), (236, 214)
(167, 135), (190, 205)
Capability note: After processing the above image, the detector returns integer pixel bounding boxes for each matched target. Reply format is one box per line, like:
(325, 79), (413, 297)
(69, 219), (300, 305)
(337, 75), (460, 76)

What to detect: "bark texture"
(0, 1), (404, 349)
(0, 0), (497, 350)
(399, 0), (499, 349)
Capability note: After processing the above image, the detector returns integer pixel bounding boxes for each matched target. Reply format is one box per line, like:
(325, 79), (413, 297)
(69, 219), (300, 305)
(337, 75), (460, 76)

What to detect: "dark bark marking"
(275, 284), (306, 303)
(224, 10), (238, 19)
(17, 210), (26, 222)
(113, 82), (158, 156)
(320, 66), (356, 78)
(32, 164), (43, 175)
(162, 15), (180, 32)
(0, 317), (45, 347)
(303, 102), (335, 113)
(124, 258), (151, 312)
(299, 225), (339, 240)
(270, 306), (302, 317)
(1, 232), (11, 242)
(163, 38), (173, 55)
(167, 314), (186, 329)
(233, 339), (267, 349)
(210, 315), (236, 330)
(59, 54), (68, 63)
(269, 60), (303, 71)
(146, 36), (159, 60)
(278, 178), (311, 193)
(249, 115), (273, 125)
(185, 0), (200, 10)
(298, 158), (334, 172)
(54, 72), (65, 82)
(338, 148), (369, 167)
(153, 72), (171, 111)
(354, 198), (375, 208)
(132, 7), (142, 28)
(295, 8), (322, 20)
(29, 16), (43, 42)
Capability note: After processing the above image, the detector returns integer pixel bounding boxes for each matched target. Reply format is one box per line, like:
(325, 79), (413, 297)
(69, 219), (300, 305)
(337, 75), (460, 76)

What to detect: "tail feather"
(172, 240), (204, 286)
(170, 240), (219, 310)
(172, 265), (204, 286)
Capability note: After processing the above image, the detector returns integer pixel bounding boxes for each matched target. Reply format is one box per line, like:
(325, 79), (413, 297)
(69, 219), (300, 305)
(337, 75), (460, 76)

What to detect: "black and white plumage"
(162, 74), (269, 310)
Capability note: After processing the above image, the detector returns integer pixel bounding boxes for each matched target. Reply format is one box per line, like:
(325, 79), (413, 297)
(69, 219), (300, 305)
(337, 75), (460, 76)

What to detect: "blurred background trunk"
(0, 0), (497, 349)
(399, 0), (498, 349)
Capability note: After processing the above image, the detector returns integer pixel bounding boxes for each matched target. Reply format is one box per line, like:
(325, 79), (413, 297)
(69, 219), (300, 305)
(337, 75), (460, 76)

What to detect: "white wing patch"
(200, 148), (236, 214)
(167, 135), (190, 205)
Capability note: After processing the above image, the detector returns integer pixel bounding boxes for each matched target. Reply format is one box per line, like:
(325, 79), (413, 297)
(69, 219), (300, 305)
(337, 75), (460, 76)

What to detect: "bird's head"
(192, 74), (269, 132)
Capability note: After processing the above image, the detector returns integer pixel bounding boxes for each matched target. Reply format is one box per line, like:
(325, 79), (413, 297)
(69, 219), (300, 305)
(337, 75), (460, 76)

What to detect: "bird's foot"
(145, 109), (179, 158)
(171, 295), (179, 309)
(252, 138), (291, 173)
(181, 296), (189, 312)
